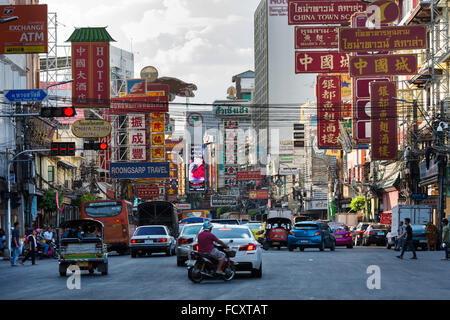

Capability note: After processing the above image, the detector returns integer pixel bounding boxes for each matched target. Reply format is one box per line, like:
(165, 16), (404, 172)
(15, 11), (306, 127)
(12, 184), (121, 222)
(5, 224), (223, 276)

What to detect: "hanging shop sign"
(295, 51), (349, 74)
(295, 26), (339, 49)
(370, 81), (398, 160)
(249, 190), (269, 200)
(126, 79), (147, 96)
(109, 95), (168, 114)
(339, 25), (427, 53)
(317, 75), (341, 149)
(214, 105), (250, 117)
(349, 54), (417, 77)
(71, 120), (111, 138)
(0, 4), (48, 54)
(288, 1), (367, 25)
(236, 171), (264, 181)
(110, 162), (170, 179)
(129, 146), (146, 161)
(135, 184), (160, 199)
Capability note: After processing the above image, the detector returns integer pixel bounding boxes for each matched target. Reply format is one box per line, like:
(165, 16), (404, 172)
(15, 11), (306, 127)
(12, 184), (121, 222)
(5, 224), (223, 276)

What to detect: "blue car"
(288, 221), (336, 252)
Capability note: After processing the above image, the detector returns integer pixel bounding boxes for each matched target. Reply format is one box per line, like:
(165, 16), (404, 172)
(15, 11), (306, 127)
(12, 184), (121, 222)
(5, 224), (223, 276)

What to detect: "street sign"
(71, 120), (111, 138)
(411, 193), (428, 201)
(5, 89), (47, 102)
(9, 174), (15, 184)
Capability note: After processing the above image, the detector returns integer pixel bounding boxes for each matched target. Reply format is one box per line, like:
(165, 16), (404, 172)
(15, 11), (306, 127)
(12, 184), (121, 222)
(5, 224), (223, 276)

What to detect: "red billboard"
(72, 42), (110, 108)
(0, 4), (48, 54)
(288, 1), (367, 25)
(108, 95), (169, 114)
(380, 212), (392, 225)
(236, 171), (264, 181)
(295, 26), (339, 49)
(136, 184), (160, 199)
(249, 190), (268, 200)
(349, 54), (417, 77)
(339, 25), (427, 53)
(295, 51), (349, 74)
(370, 81), (398, 160)
(317, 75), (341, 149)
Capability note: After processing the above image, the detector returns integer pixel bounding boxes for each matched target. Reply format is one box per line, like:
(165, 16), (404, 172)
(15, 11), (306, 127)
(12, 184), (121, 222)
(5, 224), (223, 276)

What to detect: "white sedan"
(188, 224), (263, 278)
(130, 225), (176, 258)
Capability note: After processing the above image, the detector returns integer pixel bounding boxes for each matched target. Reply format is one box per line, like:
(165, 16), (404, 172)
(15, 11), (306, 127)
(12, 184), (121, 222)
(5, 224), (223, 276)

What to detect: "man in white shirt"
(43, 227), (54, 241)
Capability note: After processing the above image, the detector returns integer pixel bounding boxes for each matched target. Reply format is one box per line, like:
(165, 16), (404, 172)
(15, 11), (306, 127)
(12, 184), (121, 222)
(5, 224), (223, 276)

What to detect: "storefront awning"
(57, 160), (77, 169)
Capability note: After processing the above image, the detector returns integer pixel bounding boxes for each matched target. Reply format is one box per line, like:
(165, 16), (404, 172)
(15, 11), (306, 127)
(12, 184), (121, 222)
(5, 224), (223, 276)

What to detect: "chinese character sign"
(295, 26), (339, 49)
(370, 81), (397, 160)
(295, 51), (349, 74)
(317, 75), (341, 149)
(130, 146), (146, 161)
(349, 54), (417, 77)
(71, 42), (110, 108)
(129, 114), (146, 130)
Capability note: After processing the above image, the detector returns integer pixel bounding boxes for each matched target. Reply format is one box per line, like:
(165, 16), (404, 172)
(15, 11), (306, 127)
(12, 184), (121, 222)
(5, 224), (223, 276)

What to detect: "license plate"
(145, 240), (153, 244)
(78, 262), (88, 267)
(335, 235), (342, 238)
(300, 240), (308, 243)
(378, 233), (384, 236)
(272, 242), (280, 245)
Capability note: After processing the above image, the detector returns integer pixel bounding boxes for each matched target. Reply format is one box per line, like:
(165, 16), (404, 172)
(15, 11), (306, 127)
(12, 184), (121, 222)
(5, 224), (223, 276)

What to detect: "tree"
(40, 189), (63, 212)
(249, 209), (259, 216)
(350, 196), (366, 212)
(72, 193), (96, 208)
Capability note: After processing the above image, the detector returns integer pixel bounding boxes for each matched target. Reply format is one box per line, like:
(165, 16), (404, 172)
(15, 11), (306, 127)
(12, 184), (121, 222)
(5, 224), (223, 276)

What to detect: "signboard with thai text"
(339, 25), (427, 53)
(295, 26), (338, 49)
(136, 184), (159, 199)
(236, 171), (264, 181)
(295, 51), (349, 74)
(370, 81), (398, 160)
(109, 95), (169, 114)
(349, 54), (417, 77)
(288, 1), (367, 25)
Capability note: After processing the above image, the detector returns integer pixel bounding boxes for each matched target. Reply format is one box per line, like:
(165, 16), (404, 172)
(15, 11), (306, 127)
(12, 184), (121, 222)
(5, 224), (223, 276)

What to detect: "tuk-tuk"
(58, 219), (108, 276)
(263, 217), (292, 250)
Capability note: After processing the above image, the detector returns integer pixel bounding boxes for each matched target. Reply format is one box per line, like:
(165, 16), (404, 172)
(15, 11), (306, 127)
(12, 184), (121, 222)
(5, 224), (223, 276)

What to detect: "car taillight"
(289, 231), (294, 235)
(160, 238), (167, 243)
(178, 238), (193, 245)
(348, 233), (352, 237)
(358, 230), (365, 233)
(369, 231), (375, 235)
(239, 244), (257, 251)
(193, 244), (199, 251)
(131, 239), (144, 244)
(315, 231), (322, 236)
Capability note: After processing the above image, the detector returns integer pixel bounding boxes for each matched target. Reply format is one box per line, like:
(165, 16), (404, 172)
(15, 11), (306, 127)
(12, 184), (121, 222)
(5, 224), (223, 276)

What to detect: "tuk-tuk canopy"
(60, 219), (104, 234)
(266, 217), (292, 230)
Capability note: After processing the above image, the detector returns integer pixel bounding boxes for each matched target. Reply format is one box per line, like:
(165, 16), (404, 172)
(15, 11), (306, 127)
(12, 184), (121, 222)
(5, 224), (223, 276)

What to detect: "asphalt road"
(1, 246), (449, 300)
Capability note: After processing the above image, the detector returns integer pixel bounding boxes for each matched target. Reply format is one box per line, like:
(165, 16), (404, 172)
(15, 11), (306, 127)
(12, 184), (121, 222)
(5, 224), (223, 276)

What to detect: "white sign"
(176, 203), (191, 210)
(129, 114), (146, 130)
(129, 146), (146, 161)
(129, 130), (146, 145)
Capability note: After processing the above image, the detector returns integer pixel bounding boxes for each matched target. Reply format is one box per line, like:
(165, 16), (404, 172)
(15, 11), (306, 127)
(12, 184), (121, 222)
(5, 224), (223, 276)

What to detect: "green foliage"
(40, 189), (63, 212)
(72, 193), (96, 208)
(249, 209), (259, 216)
(350, 196), (366, 212)
(216, 207), (230, 217)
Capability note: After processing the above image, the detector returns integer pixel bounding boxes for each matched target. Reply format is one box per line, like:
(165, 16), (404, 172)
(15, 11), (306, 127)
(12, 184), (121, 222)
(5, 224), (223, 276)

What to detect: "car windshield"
(182, 225), (202, 236)
(247, 224), (263, 230)
(135, 226), (166, 236)
(211, 227), (252, 239)
(211, 220), (239, 225)
(360, 224), (370, 230)
(84, 201), (123, 218)
(294, 223), (319, 230)
(330, 224), (348, 232)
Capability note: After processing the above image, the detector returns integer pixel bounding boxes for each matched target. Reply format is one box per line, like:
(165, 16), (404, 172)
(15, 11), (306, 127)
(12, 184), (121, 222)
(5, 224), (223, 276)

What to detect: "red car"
(329, 223), (353, 248)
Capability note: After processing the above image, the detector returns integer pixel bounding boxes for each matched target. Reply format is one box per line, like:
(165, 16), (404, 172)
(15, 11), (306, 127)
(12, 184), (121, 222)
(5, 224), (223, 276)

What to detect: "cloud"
(44, 0), (260, 104)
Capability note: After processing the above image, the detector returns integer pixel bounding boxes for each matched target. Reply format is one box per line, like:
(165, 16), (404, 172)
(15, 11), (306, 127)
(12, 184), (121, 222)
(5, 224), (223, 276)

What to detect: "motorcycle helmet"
(203, 221), (213, 230)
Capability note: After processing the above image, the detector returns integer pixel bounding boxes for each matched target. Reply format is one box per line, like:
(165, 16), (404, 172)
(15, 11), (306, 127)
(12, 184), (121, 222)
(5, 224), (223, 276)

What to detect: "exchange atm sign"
(0, 5), (48, 54)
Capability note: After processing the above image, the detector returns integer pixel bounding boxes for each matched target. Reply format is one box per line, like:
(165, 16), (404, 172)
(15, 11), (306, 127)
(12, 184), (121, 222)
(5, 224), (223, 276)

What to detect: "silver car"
(130, 225), (176, 258)
(176, 223), (203, 266)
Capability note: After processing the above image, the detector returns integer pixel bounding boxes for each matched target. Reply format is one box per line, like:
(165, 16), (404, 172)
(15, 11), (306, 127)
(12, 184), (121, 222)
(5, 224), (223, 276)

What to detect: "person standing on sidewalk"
(20, 229), (37, 265)
(397, 218), (417, 260)
(10, 222), (20, 266)
(441, 219), (449, 261)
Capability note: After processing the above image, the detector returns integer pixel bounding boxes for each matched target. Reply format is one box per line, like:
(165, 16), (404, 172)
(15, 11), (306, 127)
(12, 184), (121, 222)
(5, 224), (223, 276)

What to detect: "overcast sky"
(43, 0), (261, 105)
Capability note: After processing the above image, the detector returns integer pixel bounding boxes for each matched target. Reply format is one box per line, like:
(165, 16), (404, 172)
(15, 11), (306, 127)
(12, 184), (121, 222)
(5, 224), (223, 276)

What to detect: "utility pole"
(437, 100), (447, 243)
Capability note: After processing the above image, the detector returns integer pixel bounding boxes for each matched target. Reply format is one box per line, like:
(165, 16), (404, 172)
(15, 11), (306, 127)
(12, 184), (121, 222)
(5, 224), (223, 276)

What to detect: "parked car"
(176, 223), (203, 266)
(246, 222), (265, 244)
(287, 221), (336, 251)
(329, 223), (353, 248)
(189, 224), (263, 277)
(362, 224), (389, 246)
(210, 219), (240, 225)
(130, 225), (176, 258)
(353, 223), (372, 246)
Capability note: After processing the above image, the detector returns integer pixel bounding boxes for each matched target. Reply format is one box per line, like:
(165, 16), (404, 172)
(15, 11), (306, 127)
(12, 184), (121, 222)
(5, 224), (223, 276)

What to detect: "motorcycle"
(187, 245), (236, 283)
(37, 240), (59, 259)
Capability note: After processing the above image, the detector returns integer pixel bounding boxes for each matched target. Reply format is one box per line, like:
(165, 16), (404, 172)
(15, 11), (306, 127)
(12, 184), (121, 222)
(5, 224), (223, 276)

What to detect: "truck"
(136, 201), (178, 236)
(387, 205), (432, 250)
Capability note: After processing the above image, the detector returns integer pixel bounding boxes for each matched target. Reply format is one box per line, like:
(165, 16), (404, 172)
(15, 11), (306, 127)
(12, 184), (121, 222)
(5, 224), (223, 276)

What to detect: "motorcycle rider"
(197, 222), (230, 276)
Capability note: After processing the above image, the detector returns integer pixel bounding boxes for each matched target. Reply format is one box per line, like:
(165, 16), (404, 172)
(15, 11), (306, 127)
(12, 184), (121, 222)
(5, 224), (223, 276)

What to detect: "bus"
(181, 209), (209, 220)
(137, 201), (178, 236)
(81, 200), (135, 254)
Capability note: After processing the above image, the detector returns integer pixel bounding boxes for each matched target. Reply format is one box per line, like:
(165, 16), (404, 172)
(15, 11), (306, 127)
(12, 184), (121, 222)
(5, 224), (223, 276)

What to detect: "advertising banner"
(295, 51), (349, 74)
(317, 75), (341, 149)
(295, 26), (339, 49)
(339, 25), (427, 53)
(110, 162), (170, 179)
(189, 144), (205, 192)
(236, 171), (264, 181)
(380, 212), (392, 225)
(72, 41), (110, 108)
(126, 79), (147, 96)
(349, 54), (417, 77)
(288, 1), (367, 25)
(249, 190), (269, 200)
(136, 184), (159, 199)
(370, 81), (398, 160)
(109, 95), (169, 114)
(0, 4), (48, 54)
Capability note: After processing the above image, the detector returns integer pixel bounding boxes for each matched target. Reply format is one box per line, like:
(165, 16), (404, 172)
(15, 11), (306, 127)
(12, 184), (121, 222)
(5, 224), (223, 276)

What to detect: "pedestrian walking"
(397, 218), (417, 260)
(20, 229), (37, 265)
(0, 228), (5, 256)
(441, 219), (449, 261)
(426, 222), (438, 251)
(10, 222), (20, 266)
(395, 221), (405, 251)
